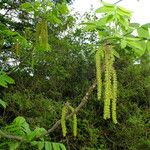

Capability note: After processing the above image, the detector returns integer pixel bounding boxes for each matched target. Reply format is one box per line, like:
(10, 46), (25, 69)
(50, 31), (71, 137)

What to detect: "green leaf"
(0, 99), (7, 108)
(137, 27), (149, 38)
(127, 41), (146, 57)
(82, 23), (97, 31)
(37, 141), (45, 150)
(146, 41), (150, 52)
(126, 37), (140, 41)
(45, 142), (52, 150)
(0, 72), (15, 88)
(82, 21), (105, 32)
(9, 142), (19, 150)
(33, 1), (41, 10)
(96, 15), (112, 26)
(121, 39), (127, 49)
(141, 23), (150, 28)
(127, 40), (143, 50)
(113, 50), (120, 58)
(96, 6), (114, 13)
(57, 3), (68, 14)
(20, 2), (34, 12)
(27, 127), (47, 141)
(117, 6), (132, 17)
(48, 14), (62, 24)
(59, 144), (66, 150)
(52, 143), (60, 150)
(117, 15), (129, 30)
(130, 23), (140, 28)
(6, 116), (31, 135)
(101, 2), (114, 7)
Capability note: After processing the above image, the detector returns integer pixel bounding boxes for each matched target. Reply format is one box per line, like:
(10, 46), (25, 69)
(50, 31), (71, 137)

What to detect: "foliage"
(0, 71), (14, 88)
(0, 116), (66, 150)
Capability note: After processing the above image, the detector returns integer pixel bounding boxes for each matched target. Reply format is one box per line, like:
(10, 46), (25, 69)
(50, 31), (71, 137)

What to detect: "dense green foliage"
(0, 0), (149, 150)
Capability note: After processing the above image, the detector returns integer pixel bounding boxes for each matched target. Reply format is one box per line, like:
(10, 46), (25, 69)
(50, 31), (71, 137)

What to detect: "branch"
(100, 0), (124, 4)
(0, 130), (26, 141)
(0, 80), (97, 141)
(47, 79), (97, 134)
(114, 0), (123, 4)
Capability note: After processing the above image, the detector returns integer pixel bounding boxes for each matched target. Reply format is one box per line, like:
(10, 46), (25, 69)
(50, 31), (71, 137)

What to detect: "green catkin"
(68, 106), (77, 137)
(95, 49), (102, 100)
(99, 45), (117, 123)
(103, 47), (111, 119)
(35, 19), (49, 51)
(112, 67), (117, 124)
(61, 106), (67, 137)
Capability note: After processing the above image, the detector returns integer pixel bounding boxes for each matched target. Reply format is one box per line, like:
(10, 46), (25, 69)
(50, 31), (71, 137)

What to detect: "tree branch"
(47, 79), (97, 134)
(0, 80), (97, 141)
(114, 0), (123, 4)
(0, 130), (26, 141)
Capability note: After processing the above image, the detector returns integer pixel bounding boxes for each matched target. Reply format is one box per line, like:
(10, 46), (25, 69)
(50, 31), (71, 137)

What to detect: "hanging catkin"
(95, 49), (102, 100)
(103, 47), (112, 120)
(35, 18), (50, 51)
(102, 45), (117, 123)
(61, 105), (67, 137)
(112, 67), (117, 124)
(68, 105), (77, 137)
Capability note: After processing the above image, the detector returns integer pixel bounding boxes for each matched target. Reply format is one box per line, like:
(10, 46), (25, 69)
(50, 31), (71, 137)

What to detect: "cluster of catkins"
(35, 18), (50, 51)
(61, 104), (77, 137)
(96, 45), (117, 124)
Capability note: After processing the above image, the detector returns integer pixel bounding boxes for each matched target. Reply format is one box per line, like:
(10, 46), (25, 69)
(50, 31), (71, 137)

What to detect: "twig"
(0, 130), (26, 141)
(114, 0), (123, 4)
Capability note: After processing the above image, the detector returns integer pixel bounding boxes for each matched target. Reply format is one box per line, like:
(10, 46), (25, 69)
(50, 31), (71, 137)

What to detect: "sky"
(71, 0), (150, 24)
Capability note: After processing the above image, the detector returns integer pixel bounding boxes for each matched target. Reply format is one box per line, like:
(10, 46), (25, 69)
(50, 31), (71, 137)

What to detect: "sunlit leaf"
(27, 127), (47, 141)
(37, 141), (45, 150)
(117, 6), (132, 17)
(9, 142), (19, 150)
(52, 143), (60, 150)
(102, 2), (114, 7)
(20, 2), (34, 12)
(45, 142), (52, 150)
(146, 41), (150, 52)
(0, 72), (15, 88)
(126, 37), (140, 41)
(59, 144), (66, 150)
(141, 23), (150, 29)
(96, 6), (114, 13)
(57, 3), (69, 14)
(117, 15), (129, 30)
(127, 41), (146, 57)
(130, 23), (140, 28)
(0, 99), (7, 108)
(5, 116), (31, 136)
(121, 39), (127, 49)
(137, 27), (150, 38)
